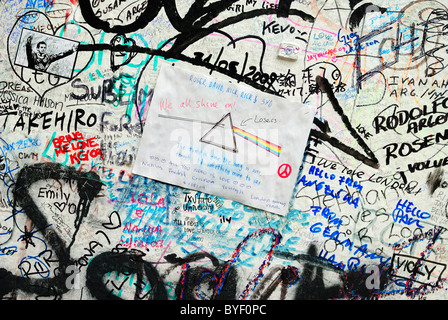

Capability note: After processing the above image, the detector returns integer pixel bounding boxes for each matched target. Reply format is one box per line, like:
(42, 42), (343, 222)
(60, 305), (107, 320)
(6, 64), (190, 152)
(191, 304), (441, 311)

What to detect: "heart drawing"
(53, 201), (67, 212)
(110, 34), (138, 72)
(7, 10), (95, 98)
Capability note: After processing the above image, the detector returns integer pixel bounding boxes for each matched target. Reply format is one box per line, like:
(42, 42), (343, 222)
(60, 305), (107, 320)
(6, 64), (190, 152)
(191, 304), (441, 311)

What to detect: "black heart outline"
(110, 34), (138, 71)
(102, 210), (122, 230)
(7, 10), (95, 99)
(53, 201), (67, 212)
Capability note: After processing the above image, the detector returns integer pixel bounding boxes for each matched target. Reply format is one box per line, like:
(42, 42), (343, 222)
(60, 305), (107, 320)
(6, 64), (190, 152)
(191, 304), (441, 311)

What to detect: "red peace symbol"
(278, 164), (292, 178)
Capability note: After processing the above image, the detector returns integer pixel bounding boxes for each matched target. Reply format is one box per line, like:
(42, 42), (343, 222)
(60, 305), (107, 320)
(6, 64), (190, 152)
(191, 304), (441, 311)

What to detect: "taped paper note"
(133, 63), (316, 215)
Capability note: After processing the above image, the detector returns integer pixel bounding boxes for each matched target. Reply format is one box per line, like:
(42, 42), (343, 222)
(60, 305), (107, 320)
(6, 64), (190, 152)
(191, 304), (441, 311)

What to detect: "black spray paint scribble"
(0, 162), (103, 298)
(75, 0), (314, 95)
(0, 162), (391, 300)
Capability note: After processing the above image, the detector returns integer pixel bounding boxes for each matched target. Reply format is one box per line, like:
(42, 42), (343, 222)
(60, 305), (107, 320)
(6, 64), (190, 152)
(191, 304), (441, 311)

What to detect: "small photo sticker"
(14, 28), (79, 79)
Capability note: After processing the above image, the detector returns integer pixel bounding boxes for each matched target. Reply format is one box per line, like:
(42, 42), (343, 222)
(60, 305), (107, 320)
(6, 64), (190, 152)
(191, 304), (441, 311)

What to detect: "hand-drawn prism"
(200, 113), (238, 153)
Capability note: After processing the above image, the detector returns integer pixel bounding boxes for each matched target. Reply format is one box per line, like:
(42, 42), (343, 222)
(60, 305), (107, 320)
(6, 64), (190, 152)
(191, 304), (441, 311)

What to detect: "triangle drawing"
(200, 113), (238, 153)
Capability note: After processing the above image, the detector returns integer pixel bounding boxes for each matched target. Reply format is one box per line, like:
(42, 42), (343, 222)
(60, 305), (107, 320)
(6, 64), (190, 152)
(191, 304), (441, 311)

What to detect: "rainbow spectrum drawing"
(160, 113), (282, 157)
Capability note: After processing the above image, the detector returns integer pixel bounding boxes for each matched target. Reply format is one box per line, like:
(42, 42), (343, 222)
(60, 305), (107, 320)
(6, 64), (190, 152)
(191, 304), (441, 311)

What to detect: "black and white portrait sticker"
(14, 28), (79, 79)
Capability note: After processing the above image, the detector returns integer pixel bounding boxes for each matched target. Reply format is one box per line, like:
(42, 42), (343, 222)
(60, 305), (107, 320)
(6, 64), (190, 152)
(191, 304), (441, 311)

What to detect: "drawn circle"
(278, 164), (292, 178)
(285, 46), (295, 56)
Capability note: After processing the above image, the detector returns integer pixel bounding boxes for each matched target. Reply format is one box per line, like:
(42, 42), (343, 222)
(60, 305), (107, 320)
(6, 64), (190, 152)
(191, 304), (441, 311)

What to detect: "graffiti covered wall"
(0, 0), (447, 301)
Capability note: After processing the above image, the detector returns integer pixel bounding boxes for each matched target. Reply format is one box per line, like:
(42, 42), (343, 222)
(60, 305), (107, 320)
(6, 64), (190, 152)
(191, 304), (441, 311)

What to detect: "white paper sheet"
(132, 63), (316, 215)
